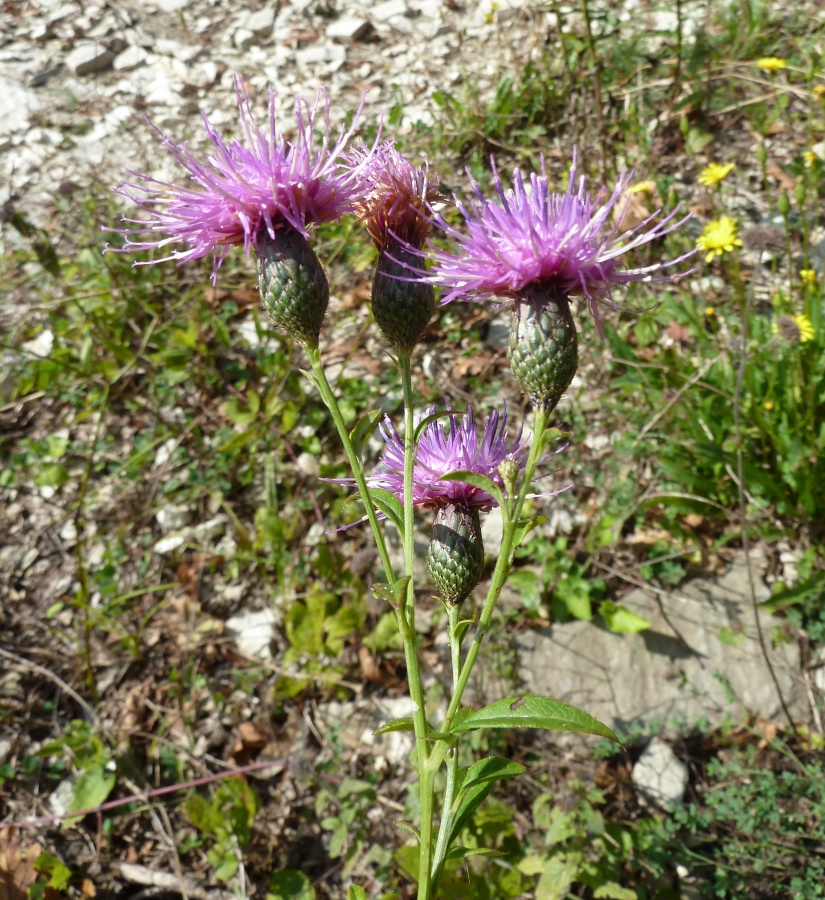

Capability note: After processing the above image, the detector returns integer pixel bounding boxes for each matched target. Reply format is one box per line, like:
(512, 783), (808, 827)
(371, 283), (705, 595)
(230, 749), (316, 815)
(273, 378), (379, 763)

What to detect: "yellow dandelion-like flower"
(804, 150), (819, 167)
(813, 85), (825, 100)
(697, 216), (743, 263)
(795, 314), (815, 343)
(773, 314), (815, 344)
(800, 269), (817, 285)
(705, 306), (716, 316)
(763, 400), (774, 411)
(698, 162), (735, 186)
(757, 57), (787, 72)
(627, 179), (656, 195)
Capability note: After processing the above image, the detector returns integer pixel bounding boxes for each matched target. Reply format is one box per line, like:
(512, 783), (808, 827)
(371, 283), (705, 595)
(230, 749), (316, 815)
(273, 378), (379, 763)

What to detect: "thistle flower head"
(373, 405), (528, 511)
(349, 141), (442, 250)
(107, 76), (369, 283)
(425, 153), (694, 335)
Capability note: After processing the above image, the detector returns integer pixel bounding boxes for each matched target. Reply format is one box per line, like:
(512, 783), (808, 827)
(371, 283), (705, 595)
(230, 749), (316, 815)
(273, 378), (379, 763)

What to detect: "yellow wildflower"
(800, 269), (817, 285)
(698, 162), (734, 186)
(813, 85), (825, 100)
(627, 179), (656, 195)
(757, 57), (787, 72)
(697, 216), (743, 263)
(795, 314), (815, 343)
(764, 400), (774, 411)
(705, 306), (716, 317)
(773, 314), (815, 344)
(804, 150), (819, 167)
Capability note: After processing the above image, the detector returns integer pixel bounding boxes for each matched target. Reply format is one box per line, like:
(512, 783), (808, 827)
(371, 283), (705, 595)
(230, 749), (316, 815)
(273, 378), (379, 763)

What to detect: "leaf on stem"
(395, 821), (421, 843)
(413, 408), (459, 443)
(368, 488), (404, 532)
(373, 716), (414, 736)
(512, 515), (547, 547)
(349, 409), (384, 459)
(437, 470), (505, 510)
(372, 576), (409, 610)
(445, 846), (505, 861)
(459, 756), (526, 792)
(449, 696), (619, 743)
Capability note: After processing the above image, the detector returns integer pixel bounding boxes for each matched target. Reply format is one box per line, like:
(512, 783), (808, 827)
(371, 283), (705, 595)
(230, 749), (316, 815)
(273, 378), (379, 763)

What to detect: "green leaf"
(395, 820), (420, 842)
(600, 601), (652, 634)
(44, 434), (70, 458)
(348, 887), (368, 900)
(221, 390), (260, 428)
(374, 716), (415, 736)
(438, 470), (505, 509)
(593, 883), (638, 900)
(448, 781), (493, 848)
(512, 516), (547, 547)
(64, 763), (116, 827)
(268, 869), (316, 900)
(460, 756), (526, 792)
(761, 571), (825, 612)
(445, 846), (505, 861)
(350, 409), (383, 459)
(33, 852), (72, 890)
(372, 576), (409, 609)
(536, 853), (578, 900)
(34, 463), (69, 489)
(449, 696), (618, 743)
(368, 488), (404, 532)
(414, 409), (455, 442)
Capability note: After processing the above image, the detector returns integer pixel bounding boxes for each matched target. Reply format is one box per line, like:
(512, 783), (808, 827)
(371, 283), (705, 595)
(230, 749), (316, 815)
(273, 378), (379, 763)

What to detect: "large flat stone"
(516, 559), (806, 739)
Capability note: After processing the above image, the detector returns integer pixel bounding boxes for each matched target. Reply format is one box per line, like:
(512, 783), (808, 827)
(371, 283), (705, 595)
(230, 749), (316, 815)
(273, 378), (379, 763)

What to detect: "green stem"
(306, 348), (395, 583)
(430, 604), (463, 889)
(398, 353), (435, 900)
(438, 406), (549, 740)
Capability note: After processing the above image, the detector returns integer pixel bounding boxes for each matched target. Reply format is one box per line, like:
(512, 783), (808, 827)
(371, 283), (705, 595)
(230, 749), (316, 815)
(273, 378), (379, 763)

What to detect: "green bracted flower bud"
(428, 503), (484, 606)
(258, 226), (329, 349)
(508, 292), (578, 412)
(371, 241), (435, 352)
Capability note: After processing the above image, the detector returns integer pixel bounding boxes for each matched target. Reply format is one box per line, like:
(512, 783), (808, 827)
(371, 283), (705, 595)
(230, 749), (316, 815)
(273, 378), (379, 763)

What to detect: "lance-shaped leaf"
(459, 756), (526, 793)
(368, 488), (404, 532)
(449, 696), (618, 743)
(350, 409), (384, 459)
(438, 470), (505, 510)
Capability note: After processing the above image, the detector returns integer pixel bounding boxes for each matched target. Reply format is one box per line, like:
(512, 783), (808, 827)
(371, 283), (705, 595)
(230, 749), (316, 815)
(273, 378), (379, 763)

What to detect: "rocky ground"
(2, 0), (825, 897)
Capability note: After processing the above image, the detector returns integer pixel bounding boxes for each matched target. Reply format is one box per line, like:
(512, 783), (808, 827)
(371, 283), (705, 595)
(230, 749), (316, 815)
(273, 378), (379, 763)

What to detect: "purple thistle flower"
(348, 141), (443, 250)
(106, 76), (369, 283)
(426, 153), (694, 335)
(370, 404), (528, 511)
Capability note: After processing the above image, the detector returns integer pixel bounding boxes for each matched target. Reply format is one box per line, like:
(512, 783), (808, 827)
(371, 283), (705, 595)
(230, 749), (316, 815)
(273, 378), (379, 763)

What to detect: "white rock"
(48, 778), (76, 817)
(155, 504), (192, 532)
(481, 506), (504, 559)
(327, 17), (371, 42)
(113, 46), (149, 71)
(371, 0), (410, 23)
(296, 452), (320, 478)
(152, 0), (188, 11)
(65, 42), (115, 76)
(234, 28), (256, 51)
(226, 608), (279, 660)
(154, 438), (177, 468)
(21, 329), (54, 358)
(632, 738), (689, 809)
(244, 7), (275, 37)
(192, 516), (227, 538)
(153, 533), (187, 554)
(0, 78), (40, 135)
(59, 520), (78, 545)
(0, 737), (12, 765)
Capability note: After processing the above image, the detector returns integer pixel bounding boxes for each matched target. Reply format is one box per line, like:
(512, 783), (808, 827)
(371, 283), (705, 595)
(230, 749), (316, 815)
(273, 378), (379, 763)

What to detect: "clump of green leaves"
(184, 777), (258, 881)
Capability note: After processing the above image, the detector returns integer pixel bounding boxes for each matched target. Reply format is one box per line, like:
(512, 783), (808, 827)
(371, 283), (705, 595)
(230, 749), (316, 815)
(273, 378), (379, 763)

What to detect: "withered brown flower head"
(742, 225), (785, 255)
(349, 142), (443, 250)
(775, 314), (801, 344)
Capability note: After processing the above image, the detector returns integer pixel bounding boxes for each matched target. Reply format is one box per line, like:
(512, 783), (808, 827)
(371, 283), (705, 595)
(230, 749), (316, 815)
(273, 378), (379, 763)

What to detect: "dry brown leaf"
(627, 527), (671, 546)
(358, 646), (382, 683)
(0, 830), (58, 900)
(664, 321), (693, 344)
(612, 188), (658, 233)
(683, 513), (704, 529)
(766, 162), (796, 191)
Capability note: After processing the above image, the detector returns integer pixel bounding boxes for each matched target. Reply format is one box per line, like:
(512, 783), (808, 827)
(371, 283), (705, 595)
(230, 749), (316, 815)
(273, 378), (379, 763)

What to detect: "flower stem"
(430, 603), (463, 889)
(440, 406), (549, 734)
(398, 352), (435, 900)
(306, 347), (395, 582)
